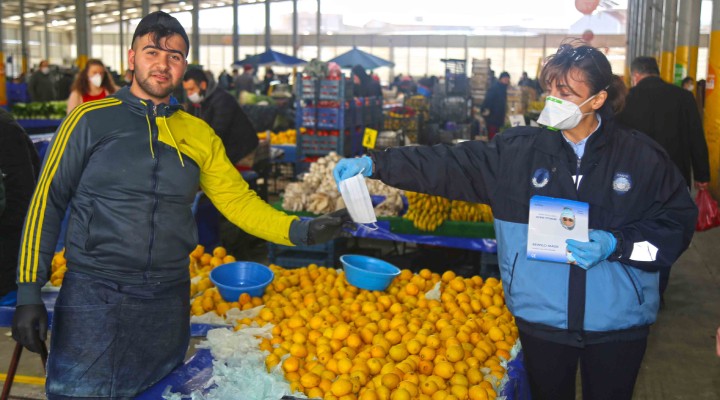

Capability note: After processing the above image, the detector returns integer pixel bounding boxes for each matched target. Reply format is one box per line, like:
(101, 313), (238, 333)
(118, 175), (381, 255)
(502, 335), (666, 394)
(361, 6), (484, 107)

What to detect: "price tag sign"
(363, 128), (378, 149)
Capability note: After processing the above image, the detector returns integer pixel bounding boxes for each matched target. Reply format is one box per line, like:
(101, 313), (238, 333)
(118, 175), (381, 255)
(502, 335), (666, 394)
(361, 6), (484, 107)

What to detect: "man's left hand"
(565, 230), (617, 270)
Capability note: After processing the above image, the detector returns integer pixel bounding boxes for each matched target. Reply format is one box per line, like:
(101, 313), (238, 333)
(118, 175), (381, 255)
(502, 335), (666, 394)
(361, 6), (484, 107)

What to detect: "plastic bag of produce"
(695, 188), (720, 231)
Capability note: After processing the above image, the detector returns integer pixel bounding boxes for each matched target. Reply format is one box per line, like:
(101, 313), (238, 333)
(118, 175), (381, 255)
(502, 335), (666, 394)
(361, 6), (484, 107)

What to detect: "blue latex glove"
(565, 230), (617, 270)
(333, 156), (372, 187)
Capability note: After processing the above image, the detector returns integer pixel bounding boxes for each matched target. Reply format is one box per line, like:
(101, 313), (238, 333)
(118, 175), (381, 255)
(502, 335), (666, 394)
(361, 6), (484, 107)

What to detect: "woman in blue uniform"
(334, 43), (697, 400)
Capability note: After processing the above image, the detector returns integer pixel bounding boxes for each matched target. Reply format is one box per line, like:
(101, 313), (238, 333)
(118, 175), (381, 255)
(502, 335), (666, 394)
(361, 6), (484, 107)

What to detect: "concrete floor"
(1, 228), (719, 399)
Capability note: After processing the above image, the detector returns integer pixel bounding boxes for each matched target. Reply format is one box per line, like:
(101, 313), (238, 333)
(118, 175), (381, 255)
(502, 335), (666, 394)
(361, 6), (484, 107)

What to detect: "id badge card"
(527, 195), (589, 264)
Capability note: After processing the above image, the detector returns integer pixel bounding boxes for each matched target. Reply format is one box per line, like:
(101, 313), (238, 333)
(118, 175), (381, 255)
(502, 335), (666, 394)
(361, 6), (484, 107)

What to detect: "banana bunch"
(403, 191), (451, 231)
(450, 200), (494, 223)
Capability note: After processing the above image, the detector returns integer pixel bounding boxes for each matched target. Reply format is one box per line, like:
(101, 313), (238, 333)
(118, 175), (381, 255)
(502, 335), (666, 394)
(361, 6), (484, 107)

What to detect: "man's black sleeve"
(681, 91), (710, 182)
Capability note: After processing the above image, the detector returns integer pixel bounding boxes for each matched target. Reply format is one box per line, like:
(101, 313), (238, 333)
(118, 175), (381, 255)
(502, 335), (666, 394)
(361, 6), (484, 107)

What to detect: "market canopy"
(329, 47), (395, 70)
(233, 49), (307, 67)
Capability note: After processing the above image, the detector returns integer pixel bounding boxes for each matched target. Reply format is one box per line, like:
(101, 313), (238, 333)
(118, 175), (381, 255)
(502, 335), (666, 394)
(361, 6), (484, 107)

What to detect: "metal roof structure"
(0, 0), (286, 31)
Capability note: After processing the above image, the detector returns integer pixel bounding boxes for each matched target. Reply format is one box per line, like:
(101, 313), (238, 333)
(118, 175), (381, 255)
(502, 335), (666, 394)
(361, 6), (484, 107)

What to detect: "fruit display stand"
(135, 265), (530, 400)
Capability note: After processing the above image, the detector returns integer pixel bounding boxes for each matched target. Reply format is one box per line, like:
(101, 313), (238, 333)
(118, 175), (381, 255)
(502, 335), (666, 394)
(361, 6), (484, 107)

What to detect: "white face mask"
(339, 173), (377, 225)
(537, 94), (597, 130)
(89, 73), (103, 88)
(187, 92), (203, 104)
(40, 67), (50, 75)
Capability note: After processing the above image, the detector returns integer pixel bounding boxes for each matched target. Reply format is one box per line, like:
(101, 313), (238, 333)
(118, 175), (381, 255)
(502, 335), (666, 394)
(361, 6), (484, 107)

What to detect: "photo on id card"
(527, 195), (589, 264)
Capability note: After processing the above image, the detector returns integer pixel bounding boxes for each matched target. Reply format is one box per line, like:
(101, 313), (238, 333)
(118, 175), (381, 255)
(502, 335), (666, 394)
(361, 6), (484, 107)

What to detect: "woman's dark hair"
(70, 59), (117, 96)
(609, 74), (628, 114)
(539, 40), (617, 114)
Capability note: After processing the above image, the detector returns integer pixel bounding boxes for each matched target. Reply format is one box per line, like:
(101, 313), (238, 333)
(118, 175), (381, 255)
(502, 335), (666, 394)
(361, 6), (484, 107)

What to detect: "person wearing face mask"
(182, 67), (258, 165)
(65, 58), (119, 114)
(11, 13), (352, 398)
(334, 43), (697, 400)
(28, 60), (57, 102)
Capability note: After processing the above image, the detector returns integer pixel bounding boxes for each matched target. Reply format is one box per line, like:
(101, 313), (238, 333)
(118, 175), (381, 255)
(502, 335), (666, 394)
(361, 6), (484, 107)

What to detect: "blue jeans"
(46, 271), (190, 399)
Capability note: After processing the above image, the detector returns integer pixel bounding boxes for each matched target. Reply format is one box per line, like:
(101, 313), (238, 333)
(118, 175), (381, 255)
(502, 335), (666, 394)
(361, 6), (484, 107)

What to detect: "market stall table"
(135, 344), (530, 399)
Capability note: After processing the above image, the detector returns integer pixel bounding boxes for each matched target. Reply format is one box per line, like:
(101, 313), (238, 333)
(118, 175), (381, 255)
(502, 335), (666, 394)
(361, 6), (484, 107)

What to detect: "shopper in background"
(334, 43), (697, 400)
(182, 68), (259, 166)
(0, 109), (40, 306)
(66, 58), (119, 114)
(234, 64), (256, 94)
(12, 12), (352, 399)
(518, 71), (533, 87)
(617, 57), (709, 298)
(481, 71), (510, 140)
(618, 58), (709, 192)
(352, 65), (382, 97)
(260, 67), (275, 95)
(123, 68), (134, 86)
(28, 60), (56, 102)
(681, 76), (695, 92)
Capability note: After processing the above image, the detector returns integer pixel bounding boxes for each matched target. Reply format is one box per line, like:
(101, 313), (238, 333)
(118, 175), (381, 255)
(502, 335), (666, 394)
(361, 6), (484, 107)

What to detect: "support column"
(292, 0), (298, 57)
(388, 40), (394, 84)
(142, 0), (150, 16)
(0, 4), (6, 106)
(233, 0), (239, 63)
(20, 0), (28, 75)
(316, 0), (321, 58)
(675, 0), (702, 86)
(192, 0), (200, 64)
(706, 0), (720, 198)
(660, 0), (678, 81)
(44, 9), (50, 60)
(119, 0), (124, 73)
(626, 0), (638, 83)
(75, 0), (89, 69)
(649, 0), (664, 57)
(265, 0), (271, 50)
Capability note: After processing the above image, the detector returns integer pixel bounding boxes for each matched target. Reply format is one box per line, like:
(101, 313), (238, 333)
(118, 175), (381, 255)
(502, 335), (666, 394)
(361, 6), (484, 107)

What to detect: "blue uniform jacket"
(371, 114), (697, 346)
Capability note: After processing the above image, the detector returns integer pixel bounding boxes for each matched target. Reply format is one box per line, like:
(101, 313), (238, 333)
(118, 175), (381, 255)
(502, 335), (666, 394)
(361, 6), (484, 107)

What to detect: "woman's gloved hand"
(12, 304), (48, 353)
(565, 230), (617, 270)
(289, 209), (355, 246)
(333, 156), (372, 187)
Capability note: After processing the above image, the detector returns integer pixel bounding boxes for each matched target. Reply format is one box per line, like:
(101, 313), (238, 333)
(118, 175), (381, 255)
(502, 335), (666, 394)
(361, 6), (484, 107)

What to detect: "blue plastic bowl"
(340, 255), (401, 291)
(209, 261), (274, 301)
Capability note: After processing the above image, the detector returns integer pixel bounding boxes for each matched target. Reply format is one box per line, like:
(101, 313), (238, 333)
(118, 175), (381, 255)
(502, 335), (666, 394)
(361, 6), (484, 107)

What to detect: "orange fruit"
(331, 378), (353, 397)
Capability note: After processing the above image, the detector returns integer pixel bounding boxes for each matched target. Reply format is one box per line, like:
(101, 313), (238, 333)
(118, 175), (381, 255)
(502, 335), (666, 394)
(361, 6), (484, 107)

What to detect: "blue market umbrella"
(233, 49), (307, 67)
(329, 47), (394, 70)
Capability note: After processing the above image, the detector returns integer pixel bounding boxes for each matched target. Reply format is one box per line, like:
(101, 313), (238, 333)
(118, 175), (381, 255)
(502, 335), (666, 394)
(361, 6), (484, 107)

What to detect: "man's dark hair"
(499, 71), (510, 79)
(132, 11), (190, 56)
(631, 57), (660, 76)
(183, 68), (207, 84)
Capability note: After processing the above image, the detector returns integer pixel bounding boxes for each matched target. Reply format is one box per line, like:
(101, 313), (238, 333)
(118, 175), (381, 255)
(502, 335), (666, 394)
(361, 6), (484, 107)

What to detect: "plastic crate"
(300, 78), (317, 100)
(267, 238), (347, 268)
(300, 133), (341, 156)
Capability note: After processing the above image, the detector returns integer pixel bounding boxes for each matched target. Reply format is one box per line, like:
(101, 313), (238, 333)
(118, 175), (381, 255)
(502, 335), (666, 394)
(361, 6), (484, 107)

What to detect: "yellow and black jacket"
(17, 87), (297, 305)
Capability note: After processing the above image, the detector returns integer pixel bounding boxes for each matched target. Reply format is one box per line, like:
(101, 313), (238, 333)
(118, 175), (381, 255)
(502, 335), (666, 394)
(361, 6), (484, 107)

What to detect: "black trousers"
(0, 232), (20, 296)
(520, 331), (647, 400)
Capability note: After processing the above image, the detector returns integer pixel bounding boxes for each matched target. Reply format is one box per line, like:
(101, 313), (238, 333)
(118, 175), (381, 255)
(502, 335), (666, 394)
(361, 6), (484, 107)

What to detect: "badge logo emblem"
(613, 173), (632, 194)
(532, 168), (550, 188)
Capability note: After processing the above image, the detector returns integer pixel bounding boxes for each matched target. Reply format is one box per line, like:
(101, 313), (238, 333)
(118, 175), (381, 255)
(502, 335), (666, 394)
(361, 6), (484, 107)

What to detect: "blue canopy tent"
(233, 49), (307, 67)
(329, 47), (394, 70)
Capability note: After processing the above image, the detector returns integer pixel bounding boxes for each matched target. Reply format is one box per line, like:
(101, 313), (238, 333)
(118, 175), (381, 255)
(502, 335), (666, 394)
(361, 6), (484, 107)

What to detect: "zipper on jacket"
(575, 157), (581, 192)
(507, 253), (519, 295)
(145, 105), (161, 280)
(622, 265), (644, 305)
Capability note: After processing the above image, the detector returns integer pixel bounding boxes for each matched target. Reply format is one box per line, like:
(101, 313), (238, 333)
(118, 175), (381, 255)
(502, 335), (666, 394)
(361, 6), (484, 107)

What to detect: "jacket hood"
(112, 86), (184, 117)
